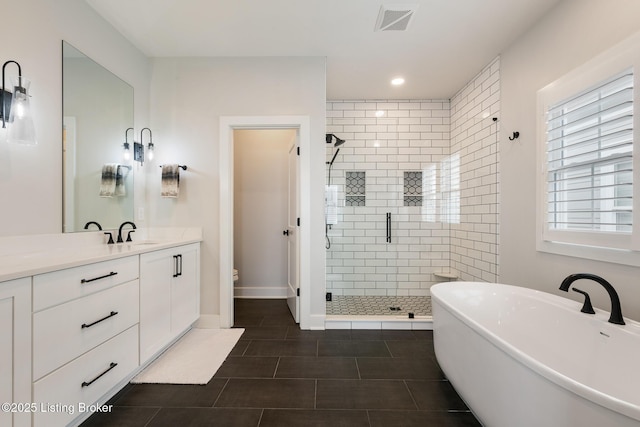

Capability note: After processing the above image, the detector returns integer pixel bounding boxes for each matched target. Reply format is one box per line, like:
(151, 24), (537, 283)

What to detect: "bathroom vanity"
(0, 228), (201, 427)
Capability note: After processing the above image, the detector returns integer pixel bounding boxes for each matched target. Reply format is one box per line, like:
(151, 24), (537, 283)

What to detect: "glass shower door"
(324, 145), (452, 318)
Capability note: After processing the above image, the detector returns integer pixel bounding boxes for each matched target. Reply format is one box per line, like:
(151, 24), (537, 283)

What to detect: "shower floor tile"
(326, 295), (432, 316)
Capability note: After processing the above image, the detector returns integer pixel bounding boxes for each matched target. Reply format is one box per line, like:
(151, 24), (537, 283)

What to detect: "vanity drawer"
(33, 255), (138, 311)
(33, 280), (139, 381)
(33, 325), (138, 427)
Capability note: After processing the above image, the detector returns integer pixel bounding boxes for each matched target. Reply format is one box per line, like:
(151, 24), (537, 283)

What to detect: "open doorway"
(233, 129), (298, 323)
(219, 116), (310, 329)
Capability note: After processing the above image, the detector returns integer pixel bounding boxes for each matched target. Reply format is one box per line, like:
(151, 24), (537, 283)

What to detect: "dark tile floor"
(82, 299), (481, 426)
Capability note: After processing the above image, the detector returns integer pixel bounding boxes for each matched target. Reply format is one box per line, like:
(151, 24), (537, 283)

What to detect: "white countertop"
(0, 227), (202, 283)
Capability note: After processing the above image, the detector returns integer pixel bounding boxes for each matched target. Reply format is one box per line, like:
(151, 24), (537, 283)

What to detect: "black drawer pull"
(81, 311), (118, 329)
(81, 362), (118, 388)
(173, 255), (179, 278)
(81, 271), (118, 284)
(172, 254), (183, 278)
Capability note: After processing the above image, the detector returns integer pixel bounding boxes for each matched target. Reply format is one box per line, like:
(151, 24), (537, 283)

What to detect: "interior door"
(286, 139), (300, 323)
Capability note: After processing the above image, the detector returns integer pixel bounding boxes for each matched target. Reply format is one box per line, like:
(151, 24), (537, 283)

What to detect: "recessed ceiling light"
(391, 77), (405, 86)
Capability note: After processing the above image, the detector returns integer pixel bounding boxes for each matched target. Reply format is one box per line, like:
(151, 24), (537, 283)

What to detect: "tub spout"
(559, 273), (625, 325)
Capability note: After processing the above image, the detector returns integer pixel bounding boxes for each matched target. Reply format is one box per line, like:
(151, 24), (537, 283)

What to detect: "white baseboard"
(307, 314), (327, 330)
(234, 286), (287, 299)
(194, 314), (221, 329)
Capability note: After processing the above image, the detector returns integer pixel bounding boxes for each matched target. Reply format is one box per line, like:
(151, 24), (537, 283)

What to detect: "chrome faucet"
(559, 273), (625, 325)
(117, 221), (137, 243)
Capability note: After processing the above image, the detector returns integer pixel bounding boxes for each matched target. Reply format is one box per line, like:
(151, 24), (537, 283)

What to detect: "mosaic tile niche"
(404, 171), (423, 207)
(345, 171), (366, 207)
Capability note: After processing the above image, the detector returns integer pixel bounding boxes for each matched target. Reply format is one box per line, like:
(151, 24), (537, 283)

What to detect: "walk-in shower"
(325, 92), (500, 322)
(324, 119), (452, 319)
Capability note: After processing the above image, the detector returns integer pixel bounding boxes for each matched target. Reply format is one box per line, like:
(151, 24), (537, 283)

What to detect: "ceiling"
(86, 0), (561, 100)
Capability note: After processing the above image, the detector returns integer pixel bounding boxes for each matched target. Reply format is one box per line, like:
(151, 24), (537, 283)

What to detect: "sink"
(127, 240), (161, 246)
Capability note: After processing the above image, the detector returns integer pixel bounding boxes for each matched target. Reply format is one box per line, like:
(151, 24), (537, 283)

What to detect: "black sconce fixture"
(123, 127), (134, 161)
(140, 127), (154, 162)
(123, 127), (153, 166)
(325, 133), (345, 147)
(133, 138), (144, 165)
(1, 60), (36, 145)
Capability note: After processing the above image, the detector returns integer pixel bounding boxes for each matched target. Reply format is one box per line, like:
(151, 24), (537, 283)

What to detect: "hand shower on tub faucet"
(559, 273), (625, 325)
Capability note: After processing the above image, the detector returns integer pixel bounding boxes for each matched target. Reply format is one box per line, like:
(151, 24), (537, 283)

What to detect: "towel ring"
(159, 165), (187, 170)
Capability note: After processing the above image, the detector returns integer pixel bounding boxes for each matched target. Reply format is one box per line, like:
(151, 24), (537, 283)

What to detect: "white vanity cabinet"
(0, 278), (31, 427)
(139, 243), (200, 363)
(0, 231), (201, 427)
(32, 256), (140, 427)
(170, 244), (200, 334)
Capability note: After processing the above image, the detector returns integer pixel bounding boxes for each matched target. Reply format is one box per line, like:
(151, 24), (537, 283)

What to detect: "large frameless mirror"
(62, 41), (134, 232)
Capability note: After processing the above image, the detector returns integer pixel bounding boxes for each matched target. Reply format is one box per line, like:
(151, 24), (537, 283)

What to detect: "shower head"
(326, 133), (345, 147)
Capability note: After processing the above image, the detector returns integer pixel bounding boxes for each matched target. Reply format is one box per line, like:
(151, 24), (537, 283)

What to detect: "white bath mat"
(131, 328), (244, 385)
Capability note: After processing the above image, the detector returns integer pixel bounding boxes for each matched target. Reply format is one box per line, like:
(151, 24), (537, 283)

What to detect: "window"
(537, 32), (640, 264)
(546, 70), (633, 237)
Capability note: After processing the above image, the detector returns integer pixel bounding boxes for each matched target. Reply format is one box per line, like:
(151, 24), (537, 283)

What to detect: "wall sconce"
(133, 138), (144, 165)
(1, 60), (36, 145)
(141, 127), (154, 162)
(123, 127), (154, 166)
(123, 127), (133, 161)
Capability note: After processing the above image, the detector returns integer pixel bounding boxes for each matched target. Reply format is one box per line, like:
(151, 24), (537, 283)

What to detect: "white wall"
(0, 0), (150, 236)
(147, 57), (326, 324)
(234, 129), (295, 298)
(500, 0), (640, 320)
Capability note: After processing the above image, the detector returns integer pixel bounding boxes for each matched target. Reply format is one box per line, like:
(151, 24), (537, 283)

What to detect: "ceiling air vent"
(374, 4), (418, 32)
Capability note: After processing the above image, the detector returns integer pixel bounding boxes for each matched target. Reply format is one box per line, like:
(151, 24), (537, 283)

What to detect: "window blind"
(546, 70), (633, 234)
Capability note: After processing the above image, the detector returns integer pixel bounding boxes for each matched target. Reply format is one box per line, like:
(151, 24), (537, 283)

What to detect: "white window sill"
(537, 240), (640, 267)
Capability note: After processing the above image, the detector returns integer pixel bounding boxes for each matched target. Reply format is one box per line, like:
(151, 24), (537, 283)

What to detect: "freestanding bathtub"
(431, 281), (640, 427)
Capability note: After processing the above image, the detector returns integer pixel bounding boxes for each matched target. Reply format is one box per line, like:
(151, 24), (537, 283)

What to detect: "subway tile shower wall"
(326, 57), (499, 297)
(450, 57), (500, 283)
(326, 99), (452, 297)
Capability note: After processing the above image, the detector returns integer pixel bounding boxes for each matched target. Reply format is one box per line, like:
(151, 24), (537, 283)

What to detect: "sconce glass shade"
(123, 141), (131, 160)
(7, 77), (36, 145)
(147, 142), (154, 161)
